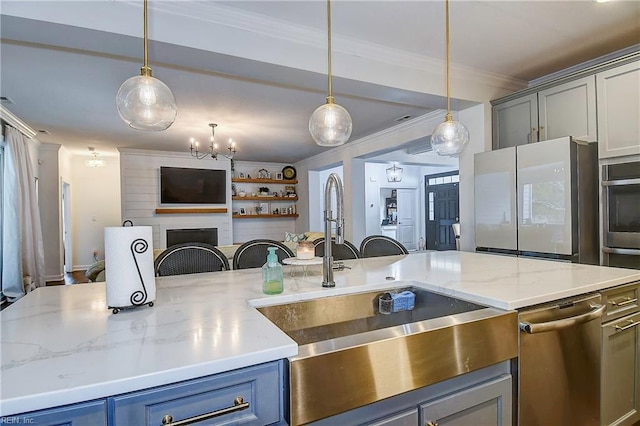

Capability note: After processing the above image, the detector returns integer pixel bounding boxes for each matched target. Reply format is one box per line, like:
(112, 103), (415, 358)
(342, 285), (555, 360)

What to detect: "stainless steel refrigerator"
(474, 136), (599, 264)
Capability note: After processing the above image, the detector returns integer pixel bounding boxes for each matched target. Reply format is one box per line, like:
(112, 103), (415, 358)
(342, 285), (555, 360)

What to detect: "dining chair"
(312, 238), (361, 260)
(154, 242), (230, 276)
(359, 235), (409, 258)
(233, 239), (295, 270)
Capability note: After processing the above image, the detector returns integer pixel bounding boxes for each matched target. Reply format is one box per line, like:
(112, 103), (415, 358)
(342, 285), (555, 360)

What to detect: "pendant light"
(116, 0), (177, 131)
(430, 0), (470, 157)
(309, 0), (352, 147)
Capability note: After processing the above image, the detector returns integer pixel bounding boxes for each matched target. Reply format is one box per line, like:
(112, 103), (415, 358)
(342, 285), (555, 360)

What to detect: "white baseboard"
(45, 274), (63, 283)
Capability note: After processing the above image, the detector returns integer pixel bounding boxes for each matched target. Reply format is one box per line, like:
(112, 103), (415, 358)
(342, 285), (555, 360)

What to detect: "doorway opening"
(62, 181), (72, 273)
(425, 171), (460, 251)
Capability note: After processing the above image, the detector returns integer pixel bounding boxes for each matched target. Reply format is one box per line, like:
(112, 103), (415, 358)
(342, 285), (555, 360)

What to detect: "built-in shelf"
(232, 214), (299, 219)
(155, 208), (228, 214)
(232, 178), (298, 184)
(232, 196), (298, 201)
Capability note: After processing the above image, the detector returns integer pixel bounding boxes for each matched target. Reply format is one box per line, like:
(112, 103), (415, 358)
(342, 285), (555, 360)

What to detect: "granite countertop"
(1, 251), (638, 416)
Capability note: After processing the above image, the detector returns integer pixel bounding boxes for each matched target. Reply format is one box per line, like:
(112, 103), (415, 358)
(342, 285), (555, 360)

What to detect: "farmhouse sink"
(257, 285), (518, 425)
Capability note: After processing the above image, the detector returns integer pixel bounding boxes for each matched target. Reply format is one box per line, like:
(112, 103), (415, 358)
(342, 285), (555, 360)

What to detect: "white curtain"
(1, 125), (45, 301)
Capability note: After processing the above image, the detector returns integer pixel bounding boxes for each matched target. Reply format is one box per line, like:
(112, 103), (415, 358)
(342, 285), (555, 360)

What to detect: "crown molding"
(0, 105), (37, 139)
(153, 2), (526, 94)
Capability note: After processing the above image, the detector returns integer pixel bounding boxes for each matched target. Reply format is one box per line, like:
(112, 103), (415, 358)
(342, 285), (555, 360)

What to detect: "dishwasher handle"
(519, 303), (606, 334)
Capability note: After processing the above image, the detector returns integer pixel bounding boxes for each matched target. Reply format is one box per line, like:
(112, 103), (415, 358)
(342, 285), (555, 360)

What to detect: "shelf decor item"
(282, 166), (297, 180)
(308, 0), (352, 147)
(430, 0), (470, 157)
(116, 0), (176, 131)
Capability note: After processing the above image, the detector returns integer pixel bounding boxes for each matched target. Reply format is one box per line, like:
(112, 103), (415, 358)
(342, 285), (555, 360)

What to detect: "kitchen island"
(1, 251), (639, 421)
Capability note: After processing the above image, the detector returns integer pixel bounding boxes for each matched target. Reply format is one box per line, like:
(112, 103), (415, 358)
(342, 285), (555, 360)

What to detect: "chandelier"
(85, 147), (106, 168)
(190, 123), (237, 160)
(386, 164), (403, 182)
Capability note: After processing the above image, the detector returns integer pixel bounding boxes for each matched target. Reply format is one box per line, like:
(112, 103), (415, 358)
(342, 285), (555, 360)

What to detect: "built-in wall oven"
(602, 161), (640, 269)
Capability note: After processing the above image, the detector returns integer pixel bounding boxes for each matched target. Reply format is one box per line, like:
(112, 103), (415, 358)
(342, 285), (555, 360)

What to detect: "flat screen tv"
(160, 167), (226, 204)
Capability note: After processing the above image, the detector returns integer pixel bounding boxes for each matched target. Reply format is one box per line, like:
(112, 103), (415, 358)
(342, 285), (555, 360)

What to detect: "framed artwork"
(259, 202), (269, 214)
(239, 207), (246, 215)
(275, 172), (284, 180)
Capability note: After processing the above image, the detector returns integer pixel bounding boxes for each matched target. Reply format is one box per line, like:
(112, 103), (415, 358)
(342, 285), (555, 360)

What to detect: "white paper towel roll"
(105, 226), (156, 311)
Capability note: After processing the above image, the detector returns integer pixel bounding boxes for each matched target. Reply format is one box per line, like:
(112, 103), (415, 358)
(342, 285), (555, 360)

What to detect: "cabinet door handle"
(529, 128), (536, 143)
(614, 319), (640, 332)
(539, 125), (544, 141)
(426, 421), (439, 426)
(610, 297), (638, 307)
(161, 396), (249, 426)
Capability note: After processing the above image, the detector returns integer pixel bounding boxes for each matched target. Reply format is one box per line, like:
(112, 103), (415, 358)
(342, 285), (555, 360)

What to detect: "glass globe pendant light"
(430, 0), (470, 157)
(309, 0), (352, 147)
(116, 0), (177, 131)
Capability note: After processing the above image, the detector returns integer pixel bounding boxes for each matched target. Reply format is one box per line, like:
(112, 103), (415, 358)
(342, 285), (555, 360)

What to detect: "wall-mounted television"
(160, 167), (226, 204)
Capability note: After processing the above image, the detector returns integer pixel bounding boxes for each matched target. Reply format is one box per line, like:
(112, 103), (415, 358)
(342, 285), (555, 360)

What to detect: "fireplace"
(166, 228), (218, 248)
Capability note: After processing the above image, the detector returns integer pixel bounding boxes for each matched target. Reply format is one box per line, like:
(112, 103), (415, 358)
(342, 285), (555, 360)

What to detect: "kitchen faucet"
(322, 173), (344, 287)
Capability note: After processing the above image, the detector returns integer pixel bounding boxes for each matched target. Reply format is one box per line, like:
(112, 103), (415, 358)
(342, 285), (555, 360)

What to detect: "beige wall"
(70, 154), (121, 269)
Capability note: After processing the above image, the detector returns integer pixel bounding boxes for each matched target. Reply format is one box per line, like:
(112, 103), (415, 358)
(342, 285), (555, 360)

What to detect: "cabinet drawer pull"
(161, 396), (249, 426)
(610, 297), (638, 307)
(614, 320), (639, 332)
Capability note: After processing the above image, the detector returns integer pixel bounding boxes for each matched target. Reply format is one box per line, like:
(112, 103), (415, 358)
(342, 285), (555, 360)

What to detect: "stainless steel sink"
(257, 286), (518, 425)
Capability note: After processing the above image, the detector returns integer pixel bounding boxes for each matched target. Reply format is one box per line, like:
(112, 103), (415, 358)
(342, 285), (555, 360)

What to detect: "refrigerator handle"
(519, 303), (605, 334)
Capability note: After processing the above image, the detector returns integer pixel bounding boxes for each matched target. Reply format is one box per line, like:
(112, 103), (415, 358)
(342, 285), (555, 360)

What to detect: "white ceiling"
(1, 1), (638, 164)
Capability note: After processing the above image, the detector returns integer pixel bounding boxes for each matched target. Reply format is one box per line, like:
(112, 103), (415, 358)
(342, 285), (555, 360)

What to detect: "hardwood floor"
(47, 271), (90, 286)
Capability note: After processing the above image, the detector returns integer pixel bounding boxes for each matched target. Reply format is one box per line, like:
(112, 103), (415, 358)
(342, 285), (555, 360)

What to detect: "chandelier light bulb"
(309, 102), (353, 147)
(116, 75), (177, 131)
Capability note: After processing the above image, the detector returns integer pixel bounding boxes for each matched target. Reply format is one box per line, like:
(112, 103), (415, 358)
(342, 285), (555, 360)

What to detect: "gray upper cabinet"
(596, 60), (640, 159)
(538, 76), (597, 143)
(492, 76), (597, 150)
(492, 94), (538, 149)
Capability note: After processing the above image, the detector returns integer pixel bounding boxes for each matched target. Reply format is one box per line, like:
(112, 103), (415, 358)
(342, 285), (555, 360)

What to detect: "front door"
(426, 173), (460, 251)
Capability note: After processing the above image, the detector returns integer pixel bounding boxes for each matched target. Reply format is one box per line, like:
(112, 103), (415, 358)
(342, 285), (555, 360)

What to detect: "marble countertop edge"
(0, 344), (297, 416)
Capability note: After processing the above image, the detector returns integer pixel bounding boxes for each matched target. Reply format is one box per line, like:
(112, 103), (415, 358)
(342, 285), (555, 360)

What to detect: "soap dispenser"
(262, 247), (284, 295)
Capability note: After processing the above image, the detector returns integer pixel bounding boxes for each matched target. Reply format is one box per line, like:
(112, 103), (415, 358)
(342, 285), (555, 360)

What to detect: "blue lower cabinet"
(2, 400), (107, 425)
(108, 361), (285, 426)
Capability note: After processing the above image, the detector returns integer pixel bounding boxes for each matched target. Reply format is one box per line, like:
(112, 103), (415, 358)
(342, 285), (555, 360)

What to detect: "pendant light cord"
(142, 0), (151, 76)
(326, 0), (334, 103)
(445, 0), (451, 119)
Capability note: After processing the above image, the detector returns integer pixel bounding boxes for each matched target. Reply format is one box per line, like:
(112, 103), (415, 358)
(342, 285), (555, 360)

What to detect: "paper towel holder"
(108, 222), (156, 314)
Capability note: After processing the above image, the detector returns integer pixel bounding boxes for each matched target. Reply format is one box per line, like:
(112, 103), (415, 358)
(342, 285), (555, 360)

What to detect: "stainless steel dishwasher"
(518, 293), (605, 426)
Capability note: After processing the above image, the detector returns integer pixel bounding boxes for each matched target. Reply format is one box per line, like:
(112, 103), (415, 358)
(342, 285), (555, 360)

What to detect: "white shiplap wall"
(119, 149), (233, 249)
(119, 152), (297, 248)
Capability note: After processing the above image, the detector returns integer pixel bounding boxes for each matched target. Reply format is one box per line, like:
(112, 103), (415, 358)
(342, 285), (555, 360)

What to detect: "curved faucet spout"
(323, 173), (344, 287)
